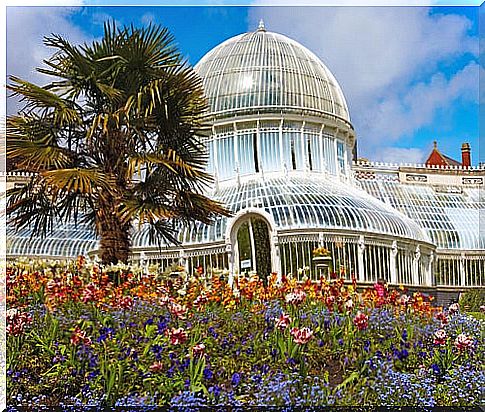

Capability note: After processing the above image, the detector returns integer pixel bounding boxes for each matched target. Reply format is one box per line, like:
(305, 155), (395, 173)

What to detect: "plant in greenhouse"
(312, 247), (331, 257)
(7, 21), (230, 265)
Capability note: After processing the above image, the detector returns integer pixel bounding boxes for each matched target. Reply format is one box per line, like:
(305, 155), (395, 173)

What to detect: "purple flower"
(231, 372), (241, 387)
(203, 367), (213, 380)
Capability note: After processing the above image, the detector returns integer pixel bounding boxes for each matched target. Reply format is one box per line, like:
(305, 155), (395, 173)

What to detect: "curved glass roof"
(358, 179), (484, 250)
(131, 175), (430, 247)
(195, 24), (350, 123)
(7, 222), (98, 258)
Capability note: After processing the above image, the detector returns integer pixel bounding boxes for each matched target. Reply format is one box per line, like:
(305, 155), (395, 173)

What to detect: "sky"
(5, 4), (483, 165)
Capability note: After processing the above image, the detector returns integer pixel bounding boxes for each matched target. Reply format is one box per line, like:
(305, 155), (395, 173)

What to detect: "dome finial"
(257, 19), (266, 32)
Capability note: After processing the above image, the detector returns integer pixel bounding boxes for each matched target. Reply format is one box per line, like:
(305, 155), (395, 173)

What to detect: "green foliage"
(459, 289), (485, 312)
(7, 21), (230, 265)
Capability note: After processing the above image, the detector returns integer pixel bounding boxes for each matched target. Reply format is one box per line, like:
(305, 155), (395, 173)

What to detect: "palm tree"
(7, 22), (230, 265)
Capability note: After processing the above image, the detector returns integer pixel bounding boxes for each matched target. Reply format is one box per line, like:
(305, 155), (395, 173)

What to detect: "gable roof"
(425, 141), (461, 166)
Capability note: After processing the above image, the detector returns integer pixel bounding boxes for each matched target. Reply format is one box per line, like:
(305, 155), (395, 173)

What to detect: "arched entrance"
(236, 217), (272, 278)
(226, 208), (281, 286)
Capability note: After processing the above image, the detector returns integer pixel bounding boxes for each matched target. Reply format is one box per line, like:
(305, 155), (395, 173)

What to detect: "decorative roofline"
(352, 160), (485, 171)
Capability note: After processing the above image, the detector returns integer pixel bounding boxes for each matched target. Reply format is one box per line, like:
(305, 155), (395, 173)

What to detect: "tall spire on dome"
(257, 19), (266, 32)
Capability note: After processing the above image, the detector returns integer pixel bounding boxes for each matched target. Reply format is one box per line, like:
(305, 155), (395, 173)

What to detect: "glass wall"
(210, 123), (349, 180)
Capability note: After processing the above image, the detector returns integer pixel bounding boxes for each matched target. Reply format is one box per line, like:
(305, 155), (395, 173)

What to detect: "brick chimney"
(461, 143), (471, 167)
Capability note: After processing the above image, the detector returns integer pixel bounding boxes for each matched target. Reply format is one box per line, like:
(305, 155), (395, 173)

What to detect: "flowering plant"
(5, 258), (484, 408)
(312, 247), (331, 257)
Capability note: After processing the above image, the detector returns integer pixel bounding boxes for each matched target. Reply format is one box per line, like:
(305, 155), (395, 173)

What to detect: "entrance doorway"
(236, 216), (272, 280)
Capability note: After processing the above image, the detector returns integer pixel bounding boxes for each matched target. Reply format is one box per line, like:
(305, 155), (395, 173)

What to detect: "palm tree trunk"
(97, 199), (131, 265)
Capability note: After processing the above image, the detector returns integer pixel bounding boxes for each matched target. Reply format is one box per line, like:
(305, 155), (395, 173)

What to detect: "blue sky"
(6, 5), (482, 164)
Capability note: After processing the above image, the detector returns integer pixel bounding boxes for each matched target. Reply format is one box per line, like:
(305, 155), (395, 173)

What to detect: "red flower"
(81, 283), (98, 303)
(149, 362), (164, 373)
(325, 295), (335, 307)
(193, 292), (208, 309)
(192, 343), (206, 356)
(353, 311), (368, 331)
(168, 328), (188, 345)
(275, 313), (291, 331)
(435, 311), (449, 325)
(117, 296), (134, 309)
(454, 333), (473, 351)
(433, 329), (447, 345)
(6, 308), (32, 336)
(70, 326), (92, 346)
(169, 303), (188, 320)
(290, 327), (313, 344)
(285, 290), (306, 305)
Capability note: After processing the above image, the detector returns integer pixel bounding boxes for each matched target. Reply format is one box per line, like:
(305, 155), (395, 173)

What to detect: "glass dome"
(131, 176), (430, 247)
(195, 22), (350, 123)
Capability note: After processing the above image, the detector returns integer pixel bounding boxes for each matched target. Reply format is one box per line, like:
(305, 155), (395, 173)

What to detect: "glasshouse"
(6, 22), (484, 290)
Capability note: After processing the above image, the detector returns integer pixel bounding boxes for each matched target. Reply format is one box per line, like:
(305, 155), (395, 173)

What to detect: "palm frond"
(118, 197), (176, 226)
(41, 168), (117, 196)
(7, 139), (71, 171)
(8, 76), (82, 126)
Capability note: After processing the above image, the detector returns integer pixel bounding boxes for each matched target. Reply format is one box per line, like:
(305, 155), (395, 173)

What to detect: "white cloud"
(248, 7), (478, 159)
(371, 147), (426, 164)
(7, 7), (90, 113)
(141, 12), (156, 26)
(363, 61), (478, 142)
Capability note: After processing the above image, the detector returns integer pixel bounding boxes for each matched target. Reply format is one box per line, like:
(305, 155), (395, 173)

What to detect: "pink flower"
(6, 308), (32, 336)
(454, 333), (473, 351)
(448, 303), (460, 315)
(290, 327), (313, 344)
(168, 328), (188, 345)
(374, 283), (386, 298)
(344, 299), (354, 311)
(285, 290), (306, 305)
(70, 326), (92, 346)
(353, 311), (368, 331)
(170, 303), (188, 319)
(81, 283), (98, 303)
(480, 305), (485, 313)
(149, 362), (164, 373)
(433, 329), (447, 346)
(275, 313), (291, 331)
(192, 343), (206, 356)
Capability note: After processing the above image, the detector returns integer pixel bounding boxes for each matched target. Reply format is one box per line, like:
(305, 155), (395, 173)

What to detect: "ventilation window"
(291, 137), (297, 170)
(307, 137), (313, 171)
(253, 133), (259, 173)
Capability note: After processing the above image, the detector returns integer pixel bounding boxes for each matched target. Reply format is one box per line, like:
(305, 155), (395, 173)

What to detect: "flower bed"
(6, 258), (484, 408)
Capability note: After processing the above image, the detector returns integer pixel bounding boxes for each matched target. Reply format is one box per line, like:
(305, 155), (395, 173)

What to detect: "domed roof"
(131, 176), (430, 247)
(195, 22), (350, 123)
